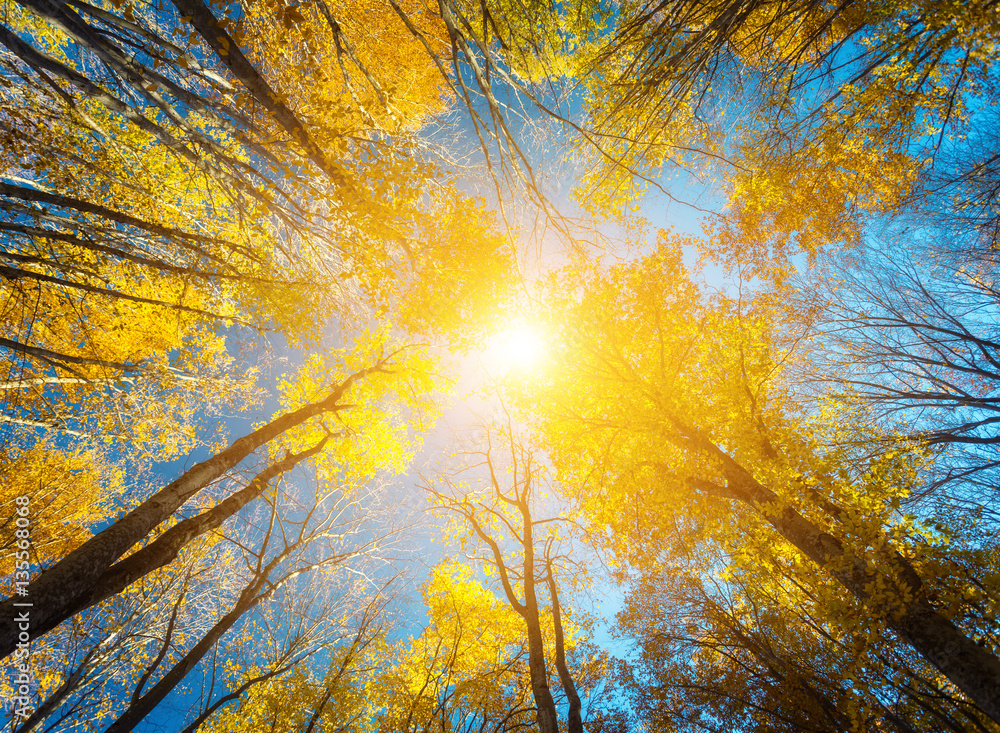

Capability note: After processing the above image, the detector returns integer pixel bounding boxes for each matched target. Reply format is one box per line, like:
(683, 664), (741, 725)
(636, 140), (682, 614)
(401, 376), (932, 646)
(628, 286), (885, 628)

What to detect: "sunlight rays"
(482, 323), (546, 375)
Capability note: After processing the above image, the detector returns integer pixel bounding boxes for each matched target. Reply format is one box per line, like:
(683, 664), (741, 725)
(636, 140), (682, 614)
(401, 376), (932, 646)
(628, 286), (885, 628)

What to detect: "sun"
(502, 325), (544, 369)
(483, 324), (545, 373)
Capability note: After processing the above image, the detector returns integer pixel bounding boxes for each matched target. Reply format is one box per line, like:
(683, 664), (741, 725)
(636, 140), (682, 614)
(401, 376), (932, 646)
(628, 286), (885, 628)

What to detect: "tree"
(1, 546), (210, 732)
(0, 440), (123, 579)
(2, 464), (402, 733)
(424, 420), (588, 733)
(617, 531), (999, 732)
(0, 0), (517, 455)
(0, 336), (426, 729)
(192, 590), (390, 733)
(512, 235), (1000, 723)
(573, 0), (1000, 279)
(0, 334), (438, 657)
(0, 0), (526, 727)
(0, 0), (335, 367)
(373, 562), (539, 733)
(792, 237), (1000, 498)
(100, 479), (395, 733)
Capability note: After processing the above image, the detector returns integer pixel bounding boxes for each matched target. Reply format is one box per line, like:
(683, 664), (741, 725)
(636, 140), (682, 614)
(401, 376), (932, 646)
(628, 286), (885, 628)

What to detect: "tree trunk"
(0, 263), (242, 323)
(0, 336), (133, 371)
(168, 0), (347, 186)
(677, 417), (1000, 724)
(102, 561), (276, 733)
(84, 437), (330, 616)
(546, 566), (583, 733)
(0, 363), (382, 658)
(519, 503), (559, 733)
(0, 182), (227, 247)
(102, 529), (362, 733)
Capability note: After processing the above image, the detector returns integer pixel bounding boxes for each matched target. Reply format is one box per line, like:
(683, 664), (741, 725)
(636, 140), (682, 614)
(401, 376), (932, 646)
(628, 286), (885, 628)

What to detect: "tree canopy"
(2, 0), (1000, 731)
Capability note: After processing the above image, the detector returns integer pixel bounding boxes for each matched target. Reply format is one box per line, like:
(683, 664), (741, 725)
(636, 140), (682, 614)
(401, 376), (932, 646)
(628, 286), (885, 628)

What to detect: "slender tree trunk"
(546, 566), (583, 733)
(447, 437), (578, 733)
(0, 414), (88, 437)
(102, 561), (277, 733)
(0, 263), (245, 323)
(520, 514), (559, 733)
(103, 530), (362, 733)
(0, 336), (133, 371)
(13, 654), (91, 733)
(175, 667), (290, 733)
(16, 0), (258, 147)
(0, 182), (227, 247)
(0, 375), (137, 390)
(168, 0), (347, 186)
(0, 362), (383, 658)
(0, 26), (205, 173)
(0, 222), (237, 279)
(463, 491), (559, 733)
(86, 437), (331, 613)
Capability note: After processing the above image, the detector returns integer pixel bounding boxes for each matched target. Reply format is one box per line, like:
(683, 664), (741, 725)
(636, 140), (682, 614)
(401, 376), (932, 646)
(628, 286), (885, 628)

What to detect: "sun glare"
(484, 324), (545, 373)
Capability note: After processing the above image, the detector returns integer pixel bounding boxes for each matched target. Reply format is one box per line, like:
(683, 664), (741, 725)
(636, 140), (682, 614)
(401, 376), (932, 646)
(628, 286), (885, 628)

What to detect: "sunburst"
(483, 323), (545, 374)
